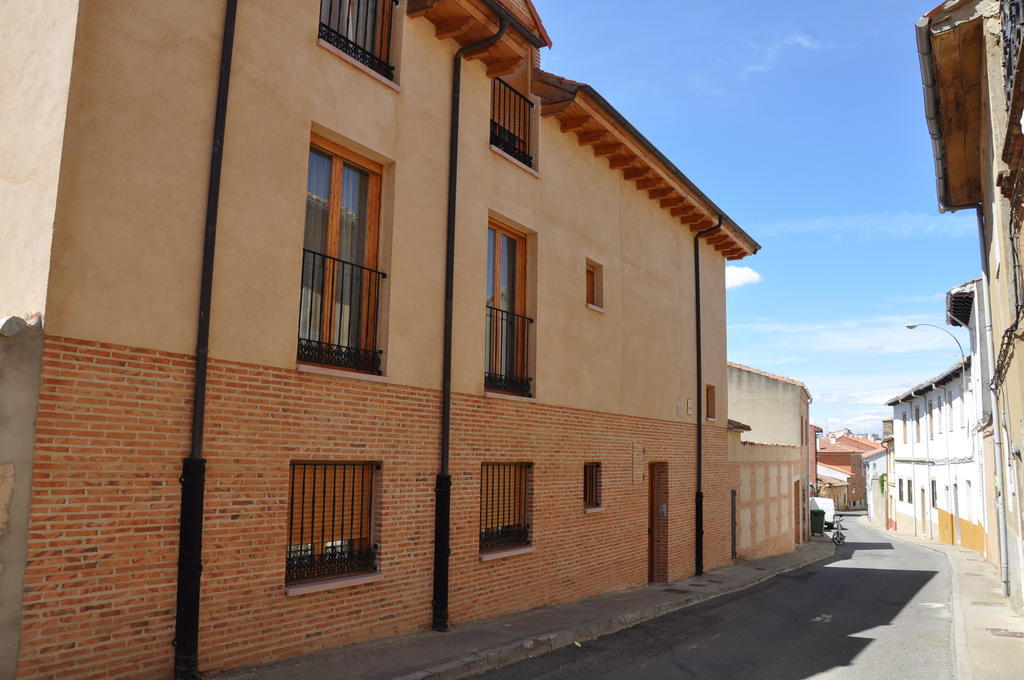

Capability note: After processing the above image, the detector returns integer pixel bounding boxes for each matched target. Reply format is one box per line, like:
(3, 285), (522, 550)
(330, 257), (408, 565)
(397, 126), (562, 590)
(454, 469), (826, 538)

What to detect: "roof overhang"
(885, 357), (971, 405)
(408, 0), (549, 79)
(916, 1), (993, 211)
(946, 278), (978, 326)
(532, 71), (760, 260)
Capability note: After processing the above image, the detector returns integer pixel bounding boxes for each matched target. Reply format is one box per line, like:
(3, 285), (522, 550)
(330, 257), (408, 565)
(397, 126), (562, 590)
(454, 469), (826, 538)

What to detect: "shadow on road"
(475, 529), (947, 680)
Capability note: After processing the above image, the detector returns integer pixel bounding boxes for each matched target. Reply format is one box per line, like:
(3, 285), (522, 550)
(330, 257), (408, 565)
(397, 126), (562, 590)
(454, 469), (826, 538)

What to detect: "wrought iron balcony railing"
(490, 78), (534, 167)
(1003, 0), (1024, 111)
(298, 249), (386, 374)
(319, 0), (396, 81)
(485, 305), (533, 396)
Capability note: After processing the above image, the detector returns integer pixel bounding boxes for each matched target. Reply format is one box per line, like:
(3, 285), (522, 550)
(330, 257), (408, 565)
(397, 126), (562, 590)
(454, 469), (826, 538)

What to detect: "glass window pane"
(305, 149), (332, 253)
(500, 234), (517, 312)
(339, 163), (369, 264)
(487, 228), (496, 307)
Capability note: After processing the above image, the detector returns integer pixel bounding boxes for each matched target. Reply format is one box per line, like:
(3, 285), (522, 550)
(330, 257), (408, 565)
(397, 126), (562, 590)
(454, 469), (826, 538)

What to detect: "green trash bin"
(810, 509), (825, 536)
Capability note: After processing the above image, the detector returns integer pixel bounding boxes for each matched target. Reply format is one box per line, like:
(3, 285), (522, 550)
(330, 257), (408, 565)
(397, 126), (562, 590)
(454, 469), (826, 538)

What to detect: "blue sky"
(534, 0), (977, 435)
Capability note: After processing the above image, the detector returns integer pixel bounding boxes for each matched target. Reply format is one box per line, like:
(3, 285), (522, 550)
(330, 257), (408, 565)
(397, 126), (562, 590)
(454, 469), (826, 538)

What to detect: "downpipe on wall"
(433, 16), (508, 633)
(172, 1), (237, 677)
(974, 207), (1011, 598)
(693, 216), (722, 576)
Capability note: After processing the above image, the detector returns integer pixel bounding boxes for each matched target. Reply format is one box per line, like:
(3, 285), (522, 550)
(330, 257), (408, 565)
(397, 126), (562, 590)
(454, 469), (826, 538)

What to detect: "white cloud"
(726, 266), (762, 290)
(751, 211), (976, 240)
(741, 33), (820, 77)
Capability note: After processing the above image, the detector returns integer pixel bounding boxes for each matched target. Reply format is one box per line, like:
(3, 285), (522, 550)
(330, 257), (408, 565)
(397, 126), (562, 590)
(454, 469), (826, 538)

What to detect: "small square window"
(583, 462), (601, 509)
(586, 259), (604, 309)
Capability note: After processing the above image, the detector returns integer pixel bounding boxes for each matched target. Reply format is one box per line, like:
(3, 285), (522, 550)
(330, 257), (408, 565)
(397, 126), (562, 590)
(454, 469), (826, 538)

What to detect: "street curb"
(877, 525), (971, 680)
(392, 544), (836, 680)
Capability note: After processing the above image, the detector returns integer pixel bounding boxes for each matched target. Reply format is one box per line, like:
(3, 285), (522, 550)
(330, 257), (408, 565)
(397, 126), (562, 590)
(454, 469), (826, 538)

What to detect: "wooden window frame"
(585, 259), (604, 309)
(485, 221), (531, 395)
(303, 133), (384, 365)
(487, 220), (527, 315)
(310, 132), (383, 270)
(583, 462), (601, 509)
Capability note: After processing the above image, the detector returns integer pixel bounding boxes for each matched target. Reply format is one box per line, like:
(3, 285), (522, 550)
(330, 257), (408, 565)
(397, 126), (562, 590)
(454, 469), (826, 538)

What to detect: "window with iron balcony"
(319, 0), (398, 81)
(490, 78), (534, 168)
(485, 222), (533, 396)
(298, 137), (387, 374)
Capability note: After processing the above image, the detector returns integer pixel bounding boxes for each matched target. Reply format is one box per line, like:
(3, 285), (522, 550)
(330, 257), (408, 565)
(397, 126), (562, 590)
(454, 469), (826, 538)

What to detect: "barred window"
(287, 461), (378, 583)
(480, 462), (531, 551)
(583, 462), (601, 509)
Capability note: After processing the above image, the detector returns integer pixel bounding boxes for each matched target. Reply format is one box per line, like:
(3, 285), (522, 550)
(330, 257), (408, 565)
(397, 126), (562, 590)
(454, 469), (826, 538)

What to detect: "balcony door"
(485, 223), (530, 395)
(299, 135), (384, 373)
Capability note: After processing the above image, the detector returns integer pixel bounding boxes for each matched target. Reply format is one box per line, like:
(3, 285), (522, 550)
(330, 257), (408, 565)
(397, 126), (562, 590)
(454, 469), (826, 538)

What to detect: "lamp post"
(906, 322), (968, 542)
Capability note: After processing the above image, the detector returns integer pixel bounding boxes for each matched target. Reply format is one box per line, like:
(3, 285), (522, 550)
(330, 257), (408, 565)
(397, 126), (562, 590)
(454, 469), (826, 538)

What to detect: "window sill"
(297, 363), (391, 383)
(586, 303), (605, 314)
(317, 39), (401, 92)
(285, 571), (383, 596)
(584, 506), (604, 514)
(479, 545), (535, 562)
(490, 145), (540, 178)
(484, 390), (536, 404)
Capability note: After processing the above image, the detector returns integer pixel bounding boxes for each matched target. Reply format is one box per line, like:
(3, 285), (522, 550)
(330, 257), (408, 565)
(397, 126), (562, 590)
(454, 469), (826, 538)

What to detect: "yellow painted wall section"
(42, 1), (735, 423)
(0, 0), (80, 318)
(937, 508), (956, 545)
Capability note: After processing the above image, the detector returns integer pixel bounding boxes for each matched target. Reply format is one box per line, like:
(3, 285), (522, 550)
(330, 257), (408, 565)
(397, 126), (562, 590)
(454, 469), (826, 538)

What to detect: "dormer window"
(319, 0), (397, 80)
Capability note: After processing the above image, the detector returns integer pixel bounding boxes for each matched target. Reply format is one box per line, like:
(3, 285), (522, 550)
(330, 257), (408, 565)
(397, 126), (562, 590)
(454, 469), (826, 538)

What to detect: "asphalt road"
(471, 516), (955, 680)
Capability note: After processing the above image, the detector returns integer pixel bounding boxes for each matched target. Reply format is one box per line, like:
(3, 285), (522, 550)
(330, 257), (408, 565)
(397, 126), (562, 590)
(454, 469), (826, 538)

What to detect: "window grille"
(490, 78), (534, 167)
(584, 462), (601, 508)
(480, 462), (530, 551)
(287, 461), (378, 582)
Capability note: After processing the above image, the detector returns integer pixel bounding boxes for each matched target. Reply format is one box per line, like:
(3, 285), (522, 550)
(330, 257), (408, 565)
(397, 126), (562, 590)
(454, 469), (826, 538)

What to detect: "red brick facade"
(18, 336), (737, 678)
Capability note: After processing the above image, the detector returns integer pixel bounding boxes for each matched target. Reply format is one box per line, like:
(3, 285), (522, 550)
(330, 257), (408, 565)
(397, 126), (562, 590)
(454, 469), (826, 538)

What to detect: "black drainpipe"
(173, 1), (237, 677)
(692, 215), (723, 576)
(433, 16), (509, 633)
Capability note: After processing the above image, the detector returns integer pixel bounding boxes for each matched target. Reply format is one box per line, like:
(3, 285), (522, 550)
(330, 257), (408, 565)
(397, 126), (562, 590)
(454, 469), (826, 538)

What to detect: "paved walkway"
(882, 525), (1024, 680)
(215, 540), (835, 680)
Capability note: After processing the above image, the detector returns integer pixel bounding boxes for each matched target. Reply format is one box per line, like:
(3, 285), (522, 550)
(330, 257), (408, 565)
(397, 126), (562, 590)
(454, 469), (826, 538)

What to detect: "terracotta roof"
(818, 461), (852, 475)
(839, 435), (884, 452)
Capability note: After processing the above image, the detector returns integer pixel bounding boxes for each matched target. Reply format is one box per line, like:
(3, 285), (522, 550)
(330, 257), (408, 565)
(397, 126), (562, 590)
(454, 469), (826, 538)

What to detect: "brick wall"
(19, 337), (737, 678)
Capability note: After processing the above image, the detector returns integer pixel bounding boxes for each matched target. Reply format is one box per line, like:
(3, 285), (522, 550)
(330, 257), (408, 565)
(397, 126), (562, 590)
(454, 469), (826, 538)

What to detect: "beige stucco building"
(0, 1), (759, 678)
(727, 363), (814, 553)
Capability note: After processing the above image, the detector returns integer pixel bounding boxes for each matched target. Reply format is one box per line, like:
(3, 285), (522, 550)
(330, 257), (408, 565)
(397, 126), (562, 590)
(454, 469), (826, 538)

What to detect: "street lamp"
(905, 323), (966, 367)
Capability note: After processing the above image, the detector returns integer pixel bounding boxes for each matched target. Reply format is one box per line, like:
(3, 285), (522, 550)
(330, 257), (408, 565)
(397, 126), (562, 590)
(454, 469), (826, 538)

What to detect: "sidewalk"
(215, 539), (835, 680)
(882, 528), (1024, 680)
